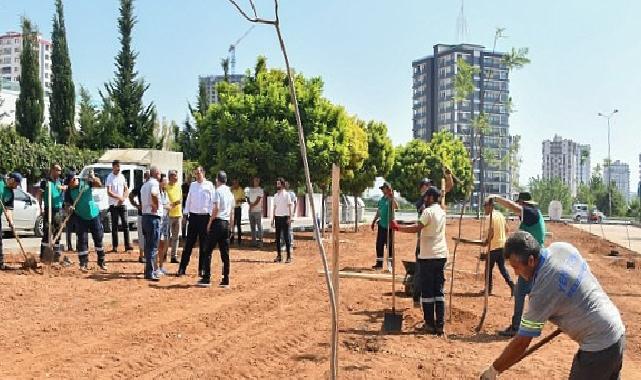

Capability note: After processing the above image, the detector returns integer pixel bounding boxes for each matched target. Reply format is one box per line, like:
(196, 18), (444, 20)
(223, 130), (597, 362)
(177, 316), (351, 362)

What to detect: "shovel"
(1, 198), (39, 270)
(43, 185), (87, 265)
(41, 183), (55, 264)
(383, 199), (402, 332)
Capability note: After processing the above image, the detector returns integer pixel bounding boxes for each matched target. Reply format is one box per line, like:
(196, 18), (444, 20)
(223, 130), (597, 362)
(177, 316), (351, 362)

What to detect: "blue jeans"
(142, 215), (161, 279)
(511, 276), (533, 329)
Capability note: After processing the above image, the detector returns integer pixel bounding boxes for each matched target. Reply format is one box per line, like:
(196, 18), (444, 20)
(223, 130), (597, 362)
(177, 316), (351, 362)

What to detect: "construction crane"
(228, 25), (255, 76)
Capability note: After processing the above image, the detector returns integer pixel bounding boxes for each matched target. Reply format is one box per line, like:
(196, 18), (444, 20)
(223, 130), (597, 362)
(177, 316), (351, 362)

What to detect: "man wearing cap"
(480, 232), (625, 380)
(488, 192), (546, 337)
(65, 171), (106, 272)
(370, 182), (398, 270)
(199, 171), (235, 288)
(178, 166), (215, 277)
(0, 172), (22, 269)
(105, 160), (133, 252)
(392, 186), (448, 335)
(37, 164), (66, 264)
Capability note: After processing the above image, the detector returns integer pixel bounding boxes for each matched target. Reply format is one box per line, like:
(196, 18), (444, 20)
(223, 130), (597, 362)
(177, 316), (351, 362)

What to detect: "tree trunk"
(354, 195), (358, 233)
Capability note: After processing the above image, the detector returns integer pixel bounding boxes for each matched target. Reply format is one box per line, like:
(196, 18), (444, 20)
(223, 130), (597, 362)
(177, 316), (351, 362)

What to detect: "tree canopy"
(15, 17), (44, 142)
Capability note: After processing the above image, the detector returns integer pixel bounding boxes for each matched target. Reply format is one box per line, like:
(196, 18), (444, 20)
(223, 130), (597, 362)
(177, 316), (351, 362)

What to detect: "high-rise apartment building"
(603, 160), (630, 203)
(0, 31), (52, 96)
(541, 135), (590, 197)
(198, 74), (245, 107)
(413, 44), (512, 209)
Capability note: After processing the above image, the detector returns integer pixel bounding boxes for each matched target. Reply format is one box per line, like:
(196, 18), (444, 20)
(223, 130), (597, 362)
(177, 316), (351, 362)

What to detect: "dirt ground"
(1, 219), (640, 379)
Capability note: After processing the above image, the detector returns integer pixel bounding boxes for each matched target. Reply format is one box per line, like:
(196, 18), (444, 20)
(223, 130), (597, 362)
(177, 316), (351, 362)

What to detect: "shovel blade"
(41, 246), (55, 265)
(382, 311), (403, 332)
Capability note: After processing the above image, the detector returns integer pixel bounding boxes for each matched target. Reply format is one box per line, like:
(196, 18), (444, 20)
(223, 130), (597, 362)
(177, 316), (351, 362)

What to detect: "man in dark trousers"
(370, 182), (398, 270)
(37, 164), (66, 264)
(0, 172), (21, 270)
(178, 166), (215, 277)
(65, 171), (106, 272)
(199, 171), (235, 288)
(105, 160), (133, 252)
(480, 232), (625, 380)
(271, 178), (293, 263)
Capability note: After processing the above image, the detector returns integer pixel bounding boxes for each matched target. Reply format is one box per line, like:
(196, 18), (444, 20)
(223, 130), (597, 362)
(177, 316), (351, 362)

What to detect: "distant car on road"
(589, 209), (605, 223)
(1, 188), (43, 237)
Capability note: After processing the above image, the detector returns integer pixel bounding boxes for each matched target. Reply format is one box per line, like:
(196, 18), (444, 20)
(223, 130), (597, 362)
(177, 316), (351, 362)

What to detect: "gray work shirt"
(212, 184), (235, 221)
(518, 242), (625, 351)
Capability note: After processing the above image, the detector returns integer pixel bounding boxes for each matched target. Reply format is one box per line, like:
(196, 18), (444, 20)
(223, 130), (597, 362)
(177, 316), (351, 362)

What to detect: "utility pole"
(597, 109), (619, 216)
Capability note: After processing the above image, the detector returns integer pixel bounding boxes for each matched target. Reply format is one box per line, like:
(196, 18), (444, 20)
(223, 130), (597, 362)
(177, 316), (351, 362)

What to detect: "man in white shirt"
(392, 186), (448, 335)
(141, 166), (163, 282)
(271, 178), (293, 263)
(247, 176), (264, 247)
(178, 166), (215, 277)
(105, 160), (133, 252)
(198, 171), (235, 288)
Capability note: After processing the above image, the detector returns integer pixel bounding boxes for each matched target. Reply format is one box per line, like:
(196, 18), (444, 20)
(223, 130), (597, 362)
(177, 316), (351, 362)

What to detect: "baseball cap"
(516, 192), (536, 204)
(64, 171), (77, 185)
(8, 172), (23, 183)
(419, 178), (432, 187)
(422, 186), (440, 199)
(379, 181), (391, 190)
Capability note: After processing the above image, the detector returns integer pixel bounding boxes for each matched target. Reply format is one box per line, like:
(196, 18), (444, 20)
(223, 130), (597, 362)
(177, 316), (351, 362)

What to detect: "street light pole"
(598, 109), (619, 216)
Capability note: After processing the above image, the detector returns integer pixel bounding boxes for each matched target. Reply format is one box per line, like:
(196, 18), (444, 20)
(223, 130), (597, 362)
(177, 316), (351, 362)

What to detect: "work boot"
(285, 256), (292, 263)
(98, 259), (107, 271)
(435, 325), (445, 336)
(498, 326), (517, 337)
(79, 256), (89, 272)
(219, 276), (230, 289)
(274, 255), (282, 263)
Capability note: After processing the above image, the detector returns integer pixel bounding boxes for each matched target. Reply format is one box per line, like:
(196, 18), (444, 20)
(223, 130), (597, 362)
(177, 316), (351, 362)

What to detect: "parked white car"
(1, 188), (43, 237)
(573, 203), (589, 222)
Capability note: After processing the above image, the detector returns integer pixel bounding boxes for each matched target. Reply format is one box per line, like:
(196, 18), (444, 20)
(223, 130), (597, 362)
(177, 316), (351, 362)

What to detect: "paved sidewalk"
(574, 223), (641, 254)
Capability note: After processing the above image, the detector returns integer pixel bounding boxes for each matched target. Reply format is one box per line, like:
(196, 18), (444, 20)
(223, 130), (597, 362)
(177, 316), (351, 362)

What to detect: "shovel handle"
(0, 199), (29, 260)
(52, 185), (87, 245)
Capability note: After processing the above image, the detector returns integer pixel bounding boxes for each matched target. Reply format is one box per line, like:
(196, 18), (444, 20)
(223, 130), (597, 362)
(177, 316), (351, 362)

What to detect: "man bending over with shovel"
(480, 231), (625, 379)
(392, 186), (448, 335)
(0, 172), (22, 270)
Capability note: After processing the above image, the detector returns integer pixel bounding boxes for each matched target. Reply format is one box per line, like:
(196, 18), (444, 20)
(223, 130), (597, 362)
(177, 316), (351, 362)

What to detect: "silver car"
(1, 188), (43, 237)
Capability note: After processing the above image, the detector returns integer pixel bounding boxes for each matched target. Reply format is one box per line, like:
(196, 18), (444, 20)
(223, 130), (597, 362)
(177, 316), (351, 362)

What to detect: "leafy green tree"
(15, 17), (44, 142)
(175, 116), (199, 160)
(575, 174), (626, 216)
(77, 86), (99, 149)
(388, 132), (473, 203)
(342, 120), (394, 230)
(102, 0), (156, 148)
(627, 197), (640, 218)
(49, 0), (76, 145)
(198, 57), (368, 192)
(529, 177), (572, 214)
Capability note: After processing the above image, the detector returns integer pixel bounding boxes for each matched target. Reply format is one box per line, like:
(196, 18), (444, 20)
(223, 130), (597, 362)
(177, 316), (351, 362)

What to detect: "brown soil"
(1, 220), (640, 379)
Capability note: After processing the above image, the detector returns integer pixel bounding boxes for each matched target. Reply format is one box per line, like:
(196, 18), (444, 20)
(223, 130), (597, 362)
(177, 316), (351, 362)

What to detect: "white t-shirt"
(105, 172), (127, 206)
(248, 187), (264, 213)
(418, 204), (448, 260)
(273, 190), (292, 217)
(212, 184), (235, 221)
(141, 178), (163, 217)
(183, 180), (215, 214)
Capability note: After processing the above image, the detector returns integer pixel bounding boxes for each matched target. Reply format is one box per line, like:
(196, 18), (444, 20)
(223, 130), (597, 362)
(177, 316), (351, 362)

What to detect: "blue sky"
(2, 0), (640, 189)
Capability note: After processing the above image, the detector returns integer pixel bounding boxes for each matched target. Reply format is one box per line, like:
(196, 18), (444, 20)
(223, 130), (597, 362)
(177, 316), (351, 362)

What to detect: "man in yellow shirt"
(483, 197), (514, 295)
(231, 178), (246, 245)
(166, 170), (183, 263)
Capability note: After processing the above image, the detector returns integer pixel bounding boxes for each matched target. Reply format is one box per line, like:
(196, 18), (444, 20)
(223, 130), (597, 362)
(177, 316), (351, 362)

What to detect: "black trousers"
(375, 224), (393, 265)
(0, 217), (4, 265)
(418, 258), (446, 328)
(66, 214), (76, 251)
(109, 205), (131, 249)
(274, 216), (291, 258)
(488, 248), (514, 292)
(230, 206), (242, 243)
(203, 219), (230, 282)
(41, 207), (63, 260)
(179, 213), (209, 275)
(77, 216), (105, 265)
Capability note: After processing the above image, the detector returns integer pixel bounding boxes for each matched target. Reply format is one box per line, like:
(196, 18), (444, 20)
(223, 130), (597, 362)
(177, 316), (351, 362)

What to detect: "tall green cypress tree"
(50, 0), (76, 145)
(102, 0), (156, 148)
(15, 17), (44, 142)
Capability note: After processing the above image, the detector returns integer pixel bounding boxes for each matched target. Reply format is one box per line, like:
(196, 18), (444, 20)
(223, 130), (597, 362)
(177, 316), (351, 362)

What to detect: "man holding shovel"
(479, 231), (625, 379)
(392, 186), (448, 335)
(65, 172), (106, 272)
(38, 164), (66, 264)
(371, 182), (398, 270)
(0, 172), (22, 270)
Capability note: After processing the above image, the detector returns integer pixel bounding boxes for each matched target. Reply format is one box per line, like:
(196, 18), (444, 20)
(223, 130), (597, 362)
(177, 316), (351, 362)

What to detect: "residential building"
(413, 44), (512, 209)
(603, 160), (630, 203)
(0, 80), (53, 129)
(0, 31), (52, 96)
(198, 74), (245, 107)
(541, 135), (590, 197)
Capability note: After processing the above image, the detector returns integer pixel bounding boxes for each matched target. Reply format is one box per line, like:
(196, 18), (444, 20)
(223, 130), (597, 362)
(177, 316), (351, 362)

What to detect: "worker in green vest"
(38, 164), (66, 263)
(0, 172), (22, 270)
(488, 192), (546, 337)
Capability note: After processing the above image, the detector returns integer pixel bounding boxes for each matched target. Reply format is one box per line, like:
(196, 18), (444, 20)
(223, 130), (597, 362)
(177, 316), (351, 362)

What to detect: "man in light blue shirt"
(198, 171), (235, 288)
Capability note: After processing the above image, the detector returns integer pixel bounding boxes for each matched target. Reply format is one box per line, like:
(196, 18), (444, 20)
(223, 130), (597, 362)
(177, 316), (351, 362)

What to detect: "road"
(574, 222), (641, 254)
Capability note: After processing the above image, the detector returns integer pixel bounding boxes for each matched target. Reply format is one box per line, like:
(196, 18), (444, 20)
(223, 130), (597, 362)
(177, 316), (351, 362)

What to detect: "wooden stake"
(331, 164), (340, 378)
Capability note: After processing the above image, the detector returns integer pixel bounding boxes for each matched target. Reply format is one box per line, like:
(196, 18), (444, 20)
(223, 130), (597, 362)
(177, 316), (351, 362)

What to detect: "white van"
(572, 203), (589, 222)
